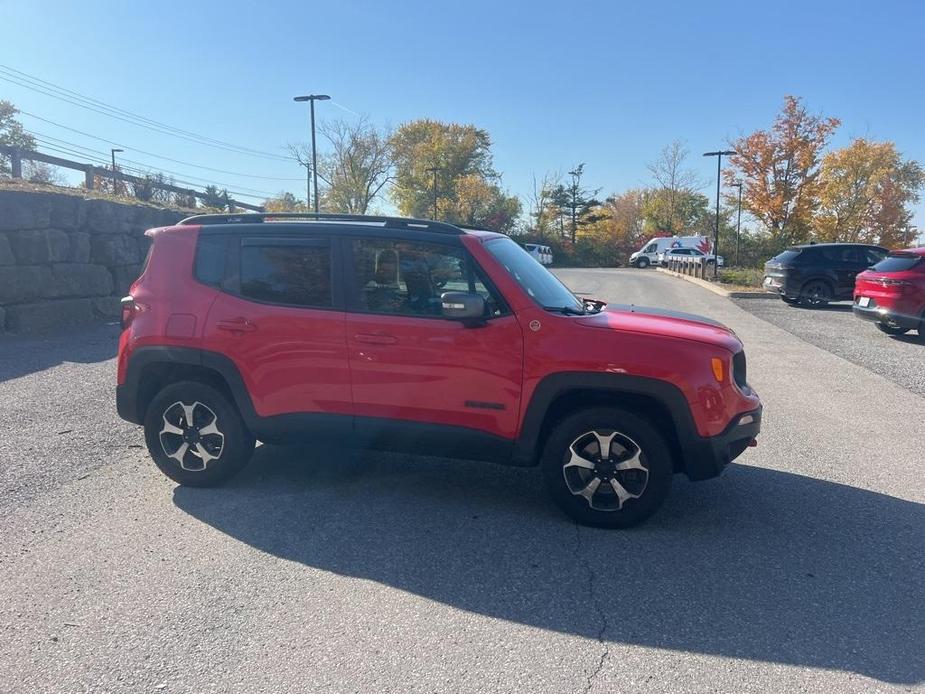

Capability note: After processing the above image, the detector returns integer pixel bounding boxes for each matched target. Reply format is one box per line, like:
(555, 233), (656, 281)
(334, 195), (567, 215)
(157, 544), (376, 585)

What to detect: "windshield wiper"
(543, 305), (586, 315)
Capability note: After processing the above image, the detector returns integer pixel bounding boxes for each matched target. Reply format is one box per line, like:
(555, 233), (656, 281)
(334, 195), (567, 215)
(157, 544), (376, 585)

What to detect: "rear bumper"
(852, 304), (920, 329)
(684, 407), (762, 481)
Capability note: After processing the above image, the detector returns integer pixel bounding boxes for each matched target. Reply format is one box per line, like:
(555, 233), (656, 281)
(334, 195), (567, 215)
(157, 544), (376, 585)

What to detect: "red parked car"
(116, 213), (762, 528)
(853, 247), (925, 338)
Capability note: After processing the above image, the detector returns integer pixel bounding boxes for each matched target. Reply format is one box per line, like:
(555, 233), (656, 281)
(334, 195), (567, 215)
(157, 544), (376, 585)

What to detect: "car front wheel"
(637, 257), (650, 269)
(143, 381), (256, 487)
(541, 407), (672, 528)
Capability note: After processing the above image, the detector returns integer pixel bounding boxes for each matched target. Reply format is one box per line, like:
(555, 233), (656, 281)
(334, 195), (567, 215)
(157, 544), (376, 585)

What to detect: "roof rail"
(177, 212), (465, 234)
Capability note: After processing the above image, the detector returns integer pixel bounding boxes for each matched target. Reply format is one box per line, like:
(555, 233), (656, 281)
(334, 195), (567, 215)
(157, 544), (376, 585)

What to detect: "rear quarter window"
(871, 255), (922, 272)
(195, 234), (228, 288)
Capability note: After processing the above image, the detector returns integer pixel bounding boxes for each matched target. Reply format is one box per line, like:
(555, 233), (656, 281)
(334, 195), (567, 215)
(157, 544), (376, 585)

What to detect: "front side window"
(350, 238), (504, 318)
(485, 237), (583, 313)
(644, 243), (657, 253)
(239, 239), (332, 308)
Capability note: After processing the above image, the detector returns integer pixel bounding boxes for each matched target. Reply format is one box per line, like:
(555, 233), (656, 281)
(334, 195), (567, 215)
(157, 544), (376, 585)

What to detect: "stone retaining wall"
(0, 190), (187, 333)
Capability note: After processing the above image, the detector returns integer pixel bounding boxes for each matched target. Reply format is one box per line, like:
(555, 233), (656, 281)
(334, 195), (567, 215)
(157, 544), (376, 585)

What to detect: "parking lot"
(1, 268), (923, 693)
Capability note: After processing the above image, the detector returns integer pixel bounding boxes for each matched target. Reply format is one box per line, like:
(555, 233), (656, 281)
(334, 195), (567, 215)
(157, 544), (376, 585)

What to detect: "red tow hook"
(748, 439), (758, 447)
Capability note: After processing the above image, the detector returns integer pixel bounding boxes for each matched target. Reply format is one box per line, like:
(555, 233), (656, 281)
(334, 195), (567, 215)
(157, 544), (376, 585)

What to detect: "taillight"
(877, 278), (910, 287)
(120, 296), (136, 329)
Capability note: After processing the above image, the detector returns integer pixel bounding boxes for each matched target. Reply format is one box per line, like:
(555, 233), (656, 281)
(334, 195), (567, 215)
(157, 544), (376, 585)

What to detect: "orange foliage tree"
(725, 96), (840, 247)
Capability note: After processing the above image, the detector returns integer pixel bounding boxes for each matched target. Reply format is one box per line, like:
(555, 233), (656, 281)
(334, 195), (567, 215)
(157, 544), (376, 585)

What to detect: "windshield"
(773, 249), (803, 263)
(871, 254), (922, 272)
(485, 237), (583, 312)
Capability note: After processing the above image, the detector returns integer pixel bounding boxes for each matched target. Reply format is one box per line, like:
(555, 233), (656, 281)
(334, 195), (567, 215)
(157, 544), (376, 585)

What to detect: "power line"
(30, 140), (272, 200)
(30, 134), (276, 197)
(19, 113), (301, 183)
(0, 66), (292, 162)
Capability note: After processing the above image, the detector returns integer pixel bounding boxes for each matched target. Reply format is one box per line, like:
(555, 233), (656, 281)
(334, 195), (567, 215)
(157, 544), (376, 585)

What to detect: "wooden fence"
(0, 145), (264, 213)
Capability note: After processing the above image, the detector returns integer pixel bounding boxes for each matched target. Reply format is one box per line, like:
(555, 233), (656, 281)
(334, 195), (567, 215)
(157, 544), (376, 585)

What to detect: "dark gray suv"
(763, 243), (888, 306)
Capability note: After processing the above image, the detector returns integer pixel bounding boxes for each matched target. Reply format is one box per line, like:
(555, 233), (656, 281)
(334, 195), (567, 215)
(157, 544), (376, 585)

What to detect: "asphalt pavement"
(0, 268), (922, 693)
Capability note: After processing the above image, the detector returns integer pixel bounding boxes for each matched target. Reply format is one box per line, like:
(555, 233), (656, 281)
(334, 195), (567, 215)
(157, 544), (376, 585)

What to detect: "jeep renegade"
(116, 213), (762, 528)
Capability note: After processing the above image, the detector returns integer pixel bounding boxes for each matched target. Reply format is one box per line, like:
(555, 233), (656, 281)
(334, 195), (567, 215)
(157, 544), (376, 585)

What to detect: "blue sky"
(2, 0), (923, 236)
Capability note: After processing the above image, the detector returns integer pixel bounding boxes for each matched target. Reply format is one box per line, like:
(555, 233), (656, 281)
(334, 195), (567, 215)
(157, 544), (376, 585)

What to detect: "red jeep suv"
(116, 213), (762, 528)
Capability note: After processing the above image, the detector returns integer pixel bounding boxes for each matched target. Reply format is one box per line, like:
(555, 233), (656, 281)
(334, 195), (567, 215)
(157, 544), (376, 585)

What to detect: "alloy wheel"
(158, 401), (225, 471)
(562, 429), (649, 512)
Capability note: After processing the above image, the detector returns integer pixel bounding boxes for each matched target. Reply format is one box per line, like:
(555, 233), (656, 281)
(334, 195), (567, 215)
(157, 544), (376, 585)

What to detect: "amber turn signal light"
(711, 357), (724, 383)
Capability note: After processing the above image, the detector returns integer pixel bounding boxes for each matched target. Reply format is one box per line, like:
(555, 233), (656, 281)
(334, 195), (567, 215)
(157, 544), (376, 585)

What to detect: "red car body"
(116, 215), (762, 525)
(853, 247), (925, 336)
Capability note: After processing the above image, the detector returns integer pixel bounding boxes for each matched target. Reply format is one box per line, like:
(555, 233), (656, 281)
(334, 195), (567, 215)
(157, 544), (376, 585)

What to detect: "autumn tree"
(816, 138), (923, 246)
(389, 119), (496, 218)
(0, 100), (36, 176)
(527, 171), (562, 238)
(292, 117), (394, 214)
(641, 189), (713, 235)
(646, 140), (703, 233)
(725, 95), (840, 246)
(263, 191), (308, 213)
(443, 173), (521, 232)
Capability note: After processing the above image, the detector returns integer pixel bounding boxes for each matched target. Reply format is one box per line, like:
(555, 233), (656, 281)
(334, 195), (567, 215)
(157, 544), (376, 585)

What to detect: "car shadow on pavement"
(173, 446), (923, 685)
(0, 321), (119, 383)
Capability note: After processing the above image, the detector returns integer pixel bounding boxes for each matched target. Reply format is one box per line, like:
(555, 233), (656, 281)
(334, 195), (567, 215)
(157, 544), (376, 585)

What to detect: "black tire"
(876, 323), (910, 336)
(781, 295), (800, 305)
(540, 407), (673, 528)
(637, 257), (650, 269)
(918, 312), (925, 342)
(799, 280), (833, 307)
(143, 381), (255, 487)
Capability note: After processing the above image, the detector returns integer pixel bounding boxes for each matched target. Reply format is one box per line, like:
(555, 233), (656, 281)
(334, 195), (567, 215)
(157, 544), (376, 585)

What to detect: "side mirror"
(441, 292), (486, 326)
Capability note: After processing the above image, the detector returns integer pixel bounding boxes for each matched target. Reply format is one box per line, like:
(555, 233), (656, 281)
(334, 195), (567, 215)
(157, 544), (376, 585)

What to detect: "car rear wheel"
(876, 323), (909, 336)
(144, 381), (255, 487)
(799, 280), (833, 307)
(541, 407), (672, 528)
(637, 257), (650, 269)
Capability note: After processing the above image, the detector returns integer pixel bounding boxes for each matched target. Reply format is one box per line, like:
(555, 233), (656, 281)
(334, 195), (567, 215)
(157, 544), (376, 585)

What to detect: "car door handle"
(354, 333), (397, 345)
(217, 317), (257, 333)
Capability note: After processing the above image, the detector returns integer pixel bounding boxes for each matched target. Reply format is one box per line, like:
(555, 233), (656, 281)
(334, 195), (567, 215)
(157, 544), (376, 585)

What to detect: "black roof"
(790, 242), (887, 250)
(178, 212), (467, 235)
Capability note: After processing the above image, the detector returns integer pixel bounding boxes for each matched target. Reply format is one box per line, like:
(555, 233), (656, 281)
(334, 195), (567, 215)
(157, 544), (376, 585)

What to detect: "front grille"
(733, 350), (747, 389)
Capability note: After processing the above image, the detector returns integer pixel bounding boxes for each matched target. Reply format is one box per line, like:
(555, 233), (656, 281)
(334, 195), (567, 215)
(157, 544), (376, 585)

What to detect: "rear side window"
(195, 234), (227, 288)
(239, 239), (332, 308)
(871, 254), (922, 272)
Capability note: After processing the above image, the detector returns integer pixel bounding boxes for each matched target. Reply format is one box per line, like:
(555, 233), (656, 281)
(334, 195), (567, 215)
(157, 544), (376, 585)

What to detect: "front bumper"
(684, 407), (762, 481)
(852, 303), (920, 330)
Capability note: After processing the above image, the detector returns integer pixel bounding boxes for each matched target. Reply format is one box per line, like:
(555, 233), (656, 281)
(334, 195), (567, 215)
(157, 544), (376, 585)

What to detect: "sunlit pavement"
(1, 268), (922, 693)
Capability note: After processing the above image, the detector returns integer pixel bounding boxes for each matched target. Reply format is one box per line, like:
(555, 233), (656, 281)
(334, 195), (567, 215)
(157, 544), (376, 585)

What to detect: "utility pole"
(110, 148), (123, 196)
(301, 161), (311, 209)
(703, 149), (736, 279)
(425, 165), (443, 219)
(293, 94), (330, 213)
(730, 180), (743, 267)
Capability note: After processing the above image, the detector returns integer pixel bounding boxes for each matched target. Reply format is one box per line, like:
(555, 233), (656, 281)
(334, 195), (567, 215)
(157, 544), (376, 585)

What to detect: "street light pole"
(425, 166), (442, 219)
(703, 149), (736, 279)
(293, 94), (331, 213)
(110, 148), (123, 196)
(731, 180), (743, 267)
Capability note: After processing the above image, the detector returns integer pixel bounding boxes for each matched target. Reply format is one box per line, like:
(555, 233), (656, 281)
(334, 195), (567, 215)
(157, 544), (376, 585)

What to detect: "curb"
(655, 268), (775, 300)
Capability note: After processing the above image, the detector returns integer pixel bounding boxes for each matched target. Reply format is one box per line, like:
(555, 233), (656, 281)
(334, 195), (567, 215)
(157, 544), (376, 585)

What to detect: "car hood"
(575, 304), (741, 351)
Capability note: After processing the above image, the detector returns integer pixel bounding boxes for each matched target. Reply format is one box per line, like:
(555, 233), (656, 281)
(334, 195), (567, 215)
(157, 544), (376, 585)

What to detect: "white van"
(629, 236), (711, 268)
(524, 243), (553, 266)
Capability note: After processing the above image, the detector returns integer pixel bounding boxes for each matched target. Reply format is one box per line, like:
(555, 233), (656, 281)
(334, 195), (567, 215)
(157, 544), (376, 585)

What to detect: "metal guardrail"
(665, 256), (710, 278)
(0, 144), (264, 213)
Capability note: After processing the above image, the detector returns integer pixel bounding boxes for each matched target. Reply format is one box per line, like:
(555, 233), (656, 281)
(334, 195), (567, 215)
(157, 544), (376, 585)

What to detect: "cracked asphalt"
(1, 268), (923, 693)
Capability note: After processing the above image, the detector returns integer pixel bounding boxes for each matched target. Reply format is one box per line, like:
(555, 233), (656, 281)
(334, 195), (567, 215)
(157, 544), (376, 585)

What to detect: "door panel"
(345, 237), (523, 439)
(202, 236), (352, 419)
(347, 313), (523, 438)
